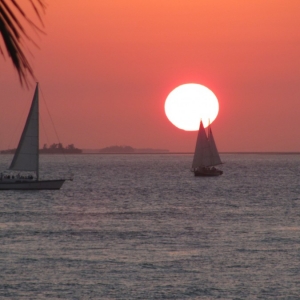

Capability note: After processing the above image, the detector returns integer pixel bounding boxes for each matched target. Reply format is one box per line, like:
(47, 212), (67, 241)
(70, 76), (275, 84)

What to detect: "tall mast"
(36, 82), (39, 181)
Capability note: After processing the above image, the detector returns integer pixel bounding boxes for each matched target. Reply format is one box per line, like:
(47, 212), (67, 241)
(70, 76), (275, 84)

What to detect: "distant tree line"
(1, 143), (82, 154)
(40, 143), (82, 154)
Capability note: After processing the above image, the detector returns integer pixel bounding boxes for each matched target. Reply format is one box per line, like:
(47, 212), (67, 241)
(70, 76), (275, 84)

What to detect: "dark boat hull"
(194, 169), (223, 177)
(0, 179), (65, 190)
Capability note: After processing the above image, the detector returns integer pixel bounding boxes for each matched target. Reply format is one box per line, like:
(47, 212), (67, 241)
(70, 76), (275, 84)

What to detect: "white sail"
(192, 121), (212, 168)
(208, 126), (222, 166)
(9, 84), (39, 174)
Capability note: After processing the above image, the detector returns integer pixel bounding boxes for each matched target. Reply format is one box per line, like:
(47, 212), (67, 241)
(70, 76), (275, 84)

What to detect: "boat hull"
(0, 179), (65, 190)
(194, 169), (223, 177)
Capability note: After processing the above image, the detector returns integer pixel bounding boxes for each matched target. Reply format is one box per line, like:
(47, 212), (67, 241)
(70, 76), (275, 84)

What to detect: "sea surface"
(0, 154), (300, 299)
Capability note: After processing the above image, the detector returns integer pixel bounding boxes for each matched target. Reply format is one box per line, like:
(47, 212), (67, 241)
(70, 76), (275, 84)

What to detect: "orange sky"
(1, 0), (300, 152)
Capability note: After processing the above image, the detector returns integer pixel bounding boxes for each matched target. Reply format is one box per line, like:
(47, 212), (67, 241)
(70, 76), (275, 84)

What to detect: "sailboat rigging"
(192, 120), (223, 176)
(0, 83), (67, 190)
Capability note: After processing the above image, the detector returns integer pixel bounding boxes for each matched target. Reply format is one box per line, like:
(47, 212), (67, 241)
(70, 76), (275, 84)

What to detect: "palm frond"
(0, 0), (45, 86)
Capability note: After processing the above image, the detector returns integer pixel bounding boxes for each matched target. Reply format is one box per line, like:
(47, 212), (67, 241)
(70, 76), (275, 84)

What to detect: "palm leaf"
(0, 0), (45, 86)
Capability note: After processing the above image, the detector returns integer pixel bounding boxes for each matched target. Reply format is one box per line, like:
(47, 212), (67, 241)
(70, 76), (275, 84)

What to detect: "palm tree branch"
(0, 0), (45, 86)
(0, 14), (34, 84)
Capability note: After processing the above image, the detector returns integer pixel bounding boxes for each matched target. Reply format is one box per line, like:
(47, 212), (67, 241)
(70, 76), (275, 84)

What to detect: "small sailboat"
(0, 83), (66, 190)
(192, 120), (223, 176)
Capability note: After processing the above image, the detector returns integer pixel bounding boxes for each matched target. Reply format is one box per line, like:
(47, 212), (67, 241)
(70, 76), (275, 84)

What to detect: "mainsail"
(208, 126), (222, 166)
(9, 84), (39, 176)
(192, 121), (212, 168)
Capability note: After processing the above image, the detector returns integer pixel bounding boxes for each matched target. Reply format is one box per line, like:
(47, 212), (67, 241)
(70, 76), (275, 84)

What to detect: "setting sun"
(164, 84), (219, 131)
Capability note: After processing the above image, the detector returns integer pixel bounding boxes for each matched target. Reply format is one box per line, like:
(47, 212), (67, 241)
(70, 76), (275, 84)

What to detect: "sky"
(1, 0), (300, 152)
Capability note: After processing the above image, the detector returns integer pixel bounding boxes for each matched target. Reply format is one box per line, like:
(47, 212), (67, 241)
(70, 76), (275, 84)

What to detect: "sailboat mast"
(36, 83), (39, 181)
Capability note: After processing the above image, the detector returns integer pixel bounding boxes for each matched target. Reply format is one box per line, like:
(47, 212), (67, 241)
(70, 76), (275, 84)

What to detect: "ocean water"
(0, 154), (300, 299)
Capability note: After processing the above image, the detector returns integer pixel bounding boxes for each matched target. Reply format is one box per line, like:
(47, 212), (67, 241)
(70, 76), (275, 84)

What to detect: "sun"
(164, 83), (219, 131)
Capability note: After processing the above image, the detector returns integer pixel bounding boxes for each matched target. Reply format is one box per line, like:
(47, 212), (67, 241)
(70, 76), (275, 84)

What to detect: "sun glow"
(165, 83), (219, 131)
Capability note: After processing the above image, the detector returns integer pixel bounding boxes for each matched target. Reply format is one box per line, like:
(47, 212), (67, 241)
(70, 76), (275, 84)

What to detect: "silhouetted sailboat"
(192, 120), (223, 176)
(0, 83), (66, 190)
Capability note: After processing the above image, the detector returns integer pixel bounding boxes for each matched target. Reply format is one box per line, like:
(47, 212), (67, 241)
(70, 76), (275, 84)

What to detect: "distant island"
(40, 143), (82, 154)
(1, 145), (169, 154)
(1, 143), (82, 154)
(84, 145), (169, 154)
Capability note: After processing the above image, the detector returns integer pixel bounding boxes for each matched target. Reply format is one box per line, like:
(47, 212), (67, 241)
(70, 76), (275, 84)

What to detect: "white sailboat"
(192, 120), (223, 176)
(0, 83), (66, 190)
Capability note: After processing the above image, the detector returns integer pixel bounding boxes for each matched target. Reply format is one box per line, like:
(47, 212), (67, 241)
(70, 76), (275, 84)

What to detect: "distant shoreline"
(1, 150), (299, 155)
(220, 152), (300, 155)
(81, 151), (300, 155)
(83, 145), (169, 154)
